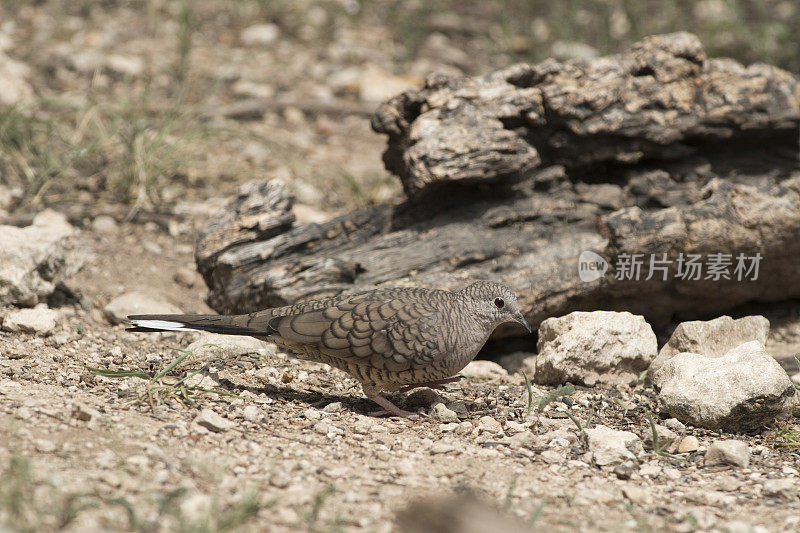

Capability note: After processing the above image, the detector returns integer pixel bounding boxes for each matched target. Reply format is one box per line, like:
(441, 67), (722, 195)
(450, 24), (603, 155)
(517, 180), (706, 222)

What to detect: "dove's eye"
(494, 297), (505, 308)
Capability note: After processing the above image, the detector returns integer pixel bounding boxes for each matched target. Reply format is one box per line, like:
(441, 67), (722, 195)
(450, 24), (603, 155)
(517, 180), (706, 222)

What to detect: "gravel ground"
(2, 2), (800, 531)
(0, 225), (799, 533)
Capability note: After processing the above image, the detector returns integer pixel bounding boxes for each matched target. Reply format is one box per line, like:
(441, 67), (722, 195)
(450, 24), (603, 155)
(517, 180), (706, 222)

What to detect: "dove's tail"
(126, 314), (266, 336)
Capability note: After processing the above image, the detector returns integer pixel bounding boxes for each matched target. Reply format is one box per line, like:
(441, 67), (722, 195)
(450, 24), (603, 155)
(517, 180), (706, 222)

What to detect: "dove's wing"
(253, 289), (443, 372)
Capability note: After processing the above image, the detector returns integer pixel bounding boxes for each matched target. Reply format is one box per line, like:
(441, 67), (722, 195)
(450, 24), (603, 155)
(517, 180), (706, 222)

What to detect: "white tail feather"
(130, 319), (198, 332)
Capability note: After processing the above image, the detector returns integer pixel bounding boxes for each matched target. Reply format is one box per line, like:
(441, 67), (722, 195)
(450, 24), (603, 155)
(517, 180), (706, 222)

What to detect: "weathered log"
(591, 176), (800, 326)
(196, 33), (800, 352)
(372, 31), (799, 198)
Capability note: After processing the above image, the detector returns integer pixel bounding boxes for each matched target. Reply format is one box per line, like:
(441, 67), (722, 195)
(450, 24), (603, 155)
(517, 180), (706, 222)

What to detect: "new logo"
(578, 250), (608, 282)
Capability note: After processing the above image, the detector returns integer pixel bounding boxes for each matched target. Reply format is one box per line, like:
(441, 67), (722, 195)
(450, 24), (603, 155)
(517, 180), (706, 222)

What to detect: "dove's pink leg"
(398, 375), (464, 392)
(368, 394), (420, 419)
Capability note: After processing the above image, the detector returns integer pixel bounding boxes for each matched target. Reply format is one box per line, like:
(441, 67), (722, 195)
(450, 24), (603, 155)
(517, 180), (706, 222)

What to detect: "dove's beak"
(515, 312), (532, 333)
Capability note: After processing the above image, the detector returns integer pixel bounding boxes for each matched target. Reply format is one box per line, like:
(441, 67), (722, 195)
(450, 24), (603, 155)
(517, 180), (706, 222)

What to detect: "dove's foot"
(368, 394), (420, 419)
(398, 375), (464, 392)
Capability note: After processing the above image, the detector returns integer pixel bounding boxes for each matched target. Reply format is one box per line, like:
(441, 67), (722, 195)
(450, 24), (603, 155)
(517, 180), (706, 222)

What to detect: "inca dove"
(127, 280), (531, 418)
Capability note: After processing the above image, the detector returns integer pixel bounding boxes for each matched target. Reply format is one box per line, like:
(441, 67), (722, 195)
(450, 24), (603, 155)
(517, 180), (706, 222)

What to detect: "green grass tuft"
(646, 412), (686, 461)
(535, 383), (576, 414)
(298, 485), (343, 533)
(0, 456), (94, 532)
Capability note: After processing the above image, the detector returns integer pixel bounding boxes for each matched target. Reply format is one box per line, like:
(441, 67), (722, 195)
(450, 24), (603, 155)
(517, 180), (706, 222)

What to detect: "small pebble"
(677, 435), (699, 453)
(430, 402), (459, 423)
(752, 444), (770, 456)
(2, 306), (62, 336)
(35, 439), (57, 453)
(430, 442), (456, 454)
(447, 401), (469, 418)
(639, 463), (662, 478)
(92, 215), (118, 234)
(478, 415), (502, 433)
(454, 421), (473, 436)
(504, 421), (528, 434)
(715, 475), (744, 492)
(314, 421), (333, 435)
(405, 388), (440, 408)
(622, 485), (653, 505)
(193, 409), (234, 433)
(322, 401), (343, 413)
(540, 450), (563, 464)
(269, 471), (291, 488)
(173, 267), (197, 288)
(72, 402), (101, 423)
(353, 418), (374, 434)
(721, 521), (769, 533)
(143, 241), (163, 254)
(304, 408), (322, 421)
(762, 478), (797, 501)
(613, 461), (635, 480)
(643, 424), (679, 451)
(705, 440), (750, 468)
(506, 431), (536, 449)
(241, 405), (260, 422)
(664, 418), (685, 433)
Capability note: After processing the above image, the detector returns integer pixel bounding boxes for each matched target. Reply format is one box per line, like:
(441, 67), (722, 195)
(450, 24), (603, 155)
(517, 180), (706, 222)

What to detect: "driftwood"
(196, 33), (800, 353)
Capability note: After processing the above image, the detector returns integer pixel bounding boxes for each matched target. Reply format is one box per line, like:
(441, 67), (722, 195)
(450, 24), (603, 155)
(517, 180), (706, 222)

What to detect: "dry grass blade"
(765, 422), (800, 449)
(85, 347), (243, 410)
(153, 348), (193, 380)
(83, 367), (152, 379)
(521, 370), (534, 416)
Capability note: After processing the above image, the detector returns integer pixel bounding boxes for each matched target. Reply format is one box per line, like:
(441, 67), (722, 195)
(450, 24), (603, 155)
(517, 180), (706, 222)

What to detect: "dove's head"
(460, 281), (532, 333)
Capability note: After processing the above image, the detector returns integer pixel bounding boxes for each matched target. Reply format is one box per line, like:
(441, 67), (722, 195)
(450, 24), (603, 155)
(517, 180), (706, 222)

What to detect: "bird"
(127, 280), (531, 418)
